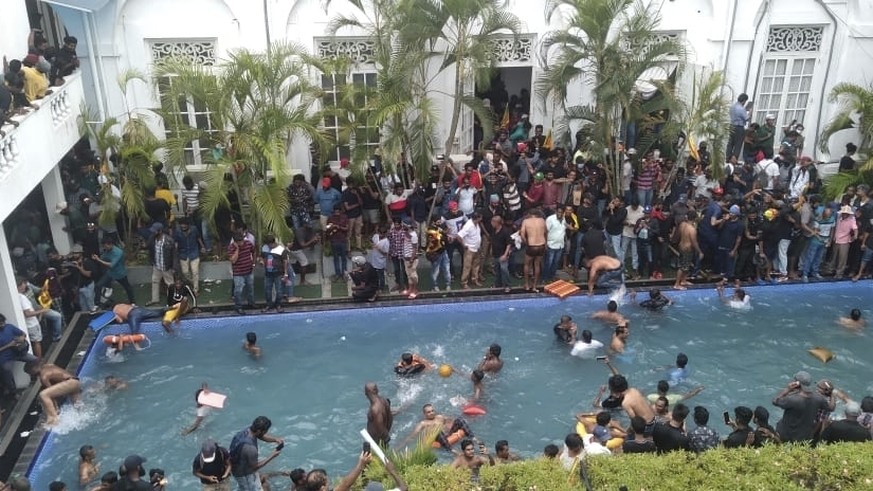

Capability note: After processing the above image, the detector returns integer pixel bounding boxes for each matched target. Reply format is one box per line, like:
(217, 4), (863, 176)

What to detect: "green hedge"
(356, 443), (873, 490)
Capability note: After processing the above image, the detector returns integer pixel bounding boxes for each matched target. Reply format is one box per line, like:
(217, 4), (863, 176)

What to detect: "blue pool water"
(28, 282), (873, 489)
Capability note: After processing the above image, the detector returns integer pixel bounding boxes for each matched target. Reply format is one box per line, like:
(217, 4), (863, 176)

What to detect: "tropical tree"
(538, 0), (685, 195)
(155, 42), (328, 241)
(818, 83), (873, 200)
(682, 68), (731, 179)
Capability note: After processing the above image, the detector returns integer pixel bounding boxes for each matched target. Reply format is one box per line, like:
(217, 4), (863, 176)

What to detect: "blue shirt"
(314, 187), (342, 217)
(730, 102), (748, 126)
(669, 367), (689, 384)
(0, 323), (26, 364)
(174, 227), (201, 261)
(101, 245), (128, 279)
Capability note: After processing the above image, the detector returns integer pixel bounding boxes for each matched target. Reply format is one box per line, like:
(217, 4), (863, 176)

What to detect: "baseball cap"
(765, 114), (776, 120)
(517, 142), (527, 153)
(643, 206), (652, 214)
(123, 455), (146, 471)
(201, 439), (217, 463)
(352, 256), (366, 266)
(70, 244), (84, 253)
(793, 371), (812, 387)
(845, 401), (862, 417)
(489, 194), (500, 203)
(150, 222), (164, 233)
(592, 426), (610, 443)
(729, 205), (740, 216)
(534, 172), (544, 181)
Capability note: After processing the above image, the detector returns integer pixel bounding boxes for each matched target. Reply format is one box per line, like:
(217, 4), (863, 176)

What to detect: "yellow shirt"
(155, 189), (177, 221)
(22, 66), (48, 102)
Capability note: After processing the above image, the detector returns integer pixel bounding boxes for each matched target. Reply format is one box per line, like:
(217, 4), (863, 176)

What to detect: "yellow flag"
(500, 105), (509, 129)
(38, 279), (53, 309)
(688, 134), (700, 162)
(543, 129), (554, 150)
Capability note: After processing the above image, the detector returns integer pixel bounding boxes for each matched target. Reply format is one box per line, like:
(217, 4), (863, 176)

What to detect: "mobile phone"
(276, 442), (284, 451)
(722, 411), (731, 425)
(362, 442), (371, 454)
(595, 355), (608, 361)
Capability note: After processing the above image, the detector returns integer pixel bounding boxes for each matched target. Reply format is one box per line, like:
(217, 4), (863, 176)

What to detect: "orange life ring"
(103, 334), (147, 350)
(431, 429), (466, 449)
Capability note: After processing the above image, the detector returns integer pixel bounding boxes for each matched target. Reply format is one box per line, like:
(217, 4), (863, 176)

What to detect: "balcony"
(0, 71), (84, 222)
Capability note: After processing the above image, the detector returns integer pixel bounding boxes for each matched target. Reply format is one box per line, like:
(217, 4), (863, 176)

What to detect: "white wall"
(0, 0), (30, 65)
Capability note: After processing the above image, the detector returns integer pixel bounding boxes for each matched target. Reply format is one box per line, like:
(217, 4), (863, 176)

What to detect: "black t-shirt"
(820, 420), (872, 444)
(753, 424), (779, 447)
(576, 205), (599, 233)
(341, 188), (363, 218)
(622, 439), (657, 454)
(192, 447), (230, 483)
(839, 155), (856, 172)
(361, 184), (382, 210)
(652, 422), (691, 453)
(582, 229), (606, 260)
(490, 227), (513, 258)
(112, 477), (151, 491)
(723, 427), (753, 448)
(604, 207), (627, 236)
(144, 198), (171, 225)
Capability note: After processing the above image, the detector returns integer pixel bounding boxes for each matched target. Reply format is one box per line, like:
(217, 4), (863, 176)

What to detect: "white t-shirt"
(19, 293), (40, 331)
(571, 339), (604, 358)
(457, 220), (481, 252)
(757, 160), (780, 190)
(623, 206), (645, 238)
(545, 215), (566, 249)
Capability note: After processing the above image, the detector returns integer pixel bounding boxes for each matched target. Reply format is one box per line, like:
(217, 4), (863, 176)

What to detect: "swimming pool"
(28, 281), (873, 489)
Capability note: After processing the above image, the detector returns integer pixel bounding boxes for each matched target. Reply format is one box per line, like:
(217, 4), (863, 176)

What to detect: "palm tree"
(538, 0), (684, 195)
(818, 83), (873, 200)
(682, 68), (731, 179)
(155, 42), (328, 241)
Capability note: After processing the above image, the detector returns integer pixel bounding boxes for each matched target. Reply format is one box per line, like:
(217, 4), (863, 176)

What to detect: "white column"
(0, 226), (31, 388)
(42, 165), (72, 254)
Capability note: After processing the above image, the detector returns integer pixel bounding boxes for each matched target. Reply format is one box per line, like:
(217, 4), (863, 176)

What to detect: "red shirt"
(456, 171), (483, 190)
(229, 240), (255, 275)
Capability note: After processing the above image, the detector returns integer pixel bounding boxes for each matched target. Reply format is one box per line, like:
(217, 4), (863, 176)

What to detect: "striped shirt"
(180, 185), (200, 214)
(229, 240), (255, 275)
(636, 162), (658, 191)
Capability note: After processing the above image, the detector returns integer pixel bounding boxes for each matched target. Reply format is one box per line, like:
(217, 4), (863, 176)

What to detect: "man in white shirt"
(788, 157), (812, 199)
(757, 158), (780, 192)
(457, 213), (483, 289)
(18, 278), (50, 359)
(544, 208), (568, 281)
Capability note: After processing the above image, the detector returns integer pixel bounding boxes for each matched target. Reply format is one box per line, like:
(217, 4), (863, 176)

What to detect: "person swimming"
(570, 329), (604, 359)
(394, 352), (433, 376)
(592, 300), (628, 326)
(553, 315), (577, 344)
(243, 332), (261, 358)
(838, 308), (865, 331)
(717, 284), (750, 309)
(639, 289), (672, 311)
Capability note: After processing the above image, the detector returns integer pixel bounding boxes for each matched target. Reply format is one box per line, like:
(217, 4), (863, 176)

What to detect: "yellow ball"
(438, 364), (454, 378)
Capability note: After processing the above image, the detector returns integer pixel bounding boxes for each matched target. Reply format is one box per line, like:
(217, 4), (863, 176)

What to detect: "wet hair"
(489, 343), (502, 358)
(630, 416), (647, 434)
(401, 353), (413, 364)
(581, 330), (592, 343)
(735, 289), (746, 301)
(472, 370), (485, 382)
(850, 309), (862, 321)
(608, 374), (628, 393)
(459, 438), (475, 451)
(100, 472), (118, 485)
(753, 406), (770, 425)
(564, 433), (584, 452)
(860, 396), (873, 413)
(595, 411), (611, 426)
(250, 416), (272, 434)
(656, 396), (670, 410)
(676, 353), (688, 368)
(672, 403), (690, 422)
(304, 469), (329, 489)
(49, 481), (66, 491)
(560, 315), (572, 323)
(289, 469), (306, 484)
(734, 406), (753, 426)
(543, 444), (559, 458)
(495, 440), (509, 453)
(693, 406), (709, 426)
(246, 332), (257, 344)
(657, 380), (670, 394)
(607, 300), (618, 312)
(79, 445), (94, 459)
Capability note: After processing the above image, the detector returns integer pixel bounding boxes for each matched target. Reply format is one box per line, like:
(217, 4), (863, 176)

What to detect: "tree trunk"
(443, 57), (465, 156)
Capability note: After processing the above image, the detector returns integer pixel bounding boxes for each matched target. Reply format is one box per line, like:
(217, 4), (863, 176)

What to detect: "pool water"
(29, 282), (873, 489)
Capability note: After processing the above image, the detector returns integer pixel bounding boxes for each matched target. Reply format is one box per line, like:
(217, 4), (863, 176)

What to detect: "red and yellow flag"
(687, 134), (700, 162)
(500, 105), (509, 129)
(543, 129), (554, 150)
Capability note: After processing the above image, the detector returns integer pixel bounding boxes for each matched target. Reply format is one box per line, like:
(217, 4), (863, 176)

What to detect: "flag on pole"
(543, 129), (554, 150)
(500, 105), (509, 130)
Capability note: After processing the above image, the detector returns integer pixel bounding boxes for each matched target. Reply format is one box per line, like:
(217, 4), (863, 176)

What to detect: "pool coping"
(4, 277), (870, 481)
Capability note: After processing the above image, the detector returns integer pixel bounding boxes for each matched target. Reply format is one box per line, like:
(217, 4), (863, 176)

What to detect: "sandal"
(408, 292), (418, 300)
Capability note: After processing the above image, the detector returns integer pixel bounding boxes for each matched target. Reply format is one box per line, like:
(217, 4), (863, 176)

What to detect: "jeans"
(78, 282), (95, 312)
(233, 272), (254, 309)
(801, 240), (826, 277)
(234, 473), (262, 491)
(715, 247), (737, 279)
(493, 257), (511, 288)
(283, 268), (296, 298)
(637, 240), (653, 277)
(777, 238), (791, 275)
(608, 234), (623, 265)
(621, 236), (638, 271)
(391, 257), (408, 289)
(331, 242), (348, 277)
(544, 247), (563, 280)
(430, 251), (452, 289)
(573, 231), (586, 270)
(95, 275), (136, 304)
(264, 274), (282, 308)
(637, 188), (653, 208)
(43, 309), (63, 339)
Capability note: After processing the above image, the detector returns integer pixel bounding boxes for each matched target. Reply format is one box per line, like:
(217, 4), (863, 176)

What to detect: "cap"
(352, 256), (366, 266)
(489, 194), (500, 203)
(592, 426), (610, 442)
(55, 201), (68, 213)
(201, 439), (217, 463)
(123, 455), (146, 471)
(23, 54), (39, 66)
(845, 401), (861, 416)
(321, 177), (331, 188)
(729, 205), (740, 216)
(70, 244), (84, 253)
(150, 222), (164, 233)
(793, 371), (812, 387)
(766, 114), (776, 120)
(839, 205), (854, 214)
(534, 172), (544, 181)
(517, 142), (527, 153)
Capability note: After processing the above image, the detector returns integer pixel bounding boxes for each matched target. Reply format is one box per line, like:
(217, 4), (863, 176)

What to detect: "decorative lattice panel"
(766, 26), (824, 53)
(150, 40), (217, 66)
(488, 35), (534, 65)
(316, 38), (376, 64)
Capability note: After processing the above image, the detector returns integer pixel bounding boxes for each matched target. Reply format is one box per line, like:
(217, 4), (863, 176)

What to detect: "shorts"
(288, 249), (309, 267)
(405, 257), (419, 283)
(26, 323), (42, 343)
(363, 208), (380, 224)
(596, 268), (624, 288)
(862, 247), (873, 264)
(678, 250), (694, 272)
(526, 245), (546, 257)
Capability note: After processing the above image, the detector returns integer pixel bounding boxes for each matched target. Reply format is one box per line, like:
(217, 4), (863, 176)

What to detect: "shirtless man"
(519, 208), (547, 292)
(78, 445), (100, 486)
(839, 309), (865, 331)
(243, 332), (261, 358)
(37, 363), (82, 426)
(591, 300), (627, 326)
(111, 303), (170, 349)
(610, 324), (629, 353)
(365, 383), (393, 446)
(477, 343), (503, 373)
(553, 315), (577, 344)
(672, 213), (704, 290)
(605, 374), (656, 436)
(586, 255), (624, 296)
(451, 439), (494, 477)
(470, 370), (485, 402)
(401, 403), (474, 450)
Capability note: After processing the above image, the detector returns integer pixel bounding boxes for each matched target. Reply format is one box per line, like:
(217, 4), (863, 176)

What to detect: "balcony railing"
(0, 71), (84, 221)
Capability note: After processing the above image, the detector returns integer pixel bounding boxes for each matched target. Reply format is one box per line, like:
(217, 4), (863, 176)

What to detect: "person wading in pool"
(519, 208), (547, 292)
(586, 255), (624, 296)
(553, 315), (578, 344)
(229, 416), (284, 491)
(365, 383), (393, 446)
(243, 332), (261, 359)
(451, 438), (493, 480)
(400, 403), (475, 450)
(603, 374), (657, 436)
(609, 324), (630, 353)
(838, 309), (865, 331)
(477, 343), (503, 373)
(591, 300), (627, 326)
(672, 212), (704, 290)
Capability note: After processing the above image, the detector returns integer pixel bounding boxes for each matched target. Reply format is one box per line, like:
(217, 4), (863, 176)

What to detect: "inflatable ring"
(808, 347), (834, 363)
(576, 419), (624, 450)
(103, 334), (147, 350)
(431, 429), (466, 449)
(462, 404), (487, 416)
